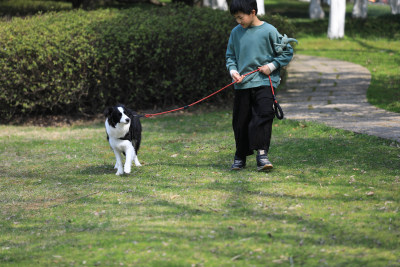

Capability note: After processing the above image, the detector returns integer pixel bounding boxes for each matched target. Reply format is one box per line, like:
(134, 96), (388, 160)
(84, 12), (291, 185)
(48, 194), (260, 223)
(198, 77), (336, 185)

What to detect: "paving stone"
(279, 54), (400, 143)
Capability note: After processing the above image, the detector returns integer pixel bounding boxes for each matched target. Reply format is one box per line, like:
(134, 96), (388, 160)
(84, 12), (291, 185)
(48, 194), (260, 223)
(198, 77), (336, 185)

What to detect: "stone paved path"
(280, 54), (400, 143)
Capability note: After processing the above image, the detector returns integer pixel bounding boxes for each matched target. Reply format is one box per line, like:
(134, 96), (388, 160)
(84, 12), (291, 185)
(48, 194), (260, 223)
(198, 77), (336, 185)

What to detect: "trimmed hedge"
(0, 5), (296, 121)
(0, 0), (72, 17)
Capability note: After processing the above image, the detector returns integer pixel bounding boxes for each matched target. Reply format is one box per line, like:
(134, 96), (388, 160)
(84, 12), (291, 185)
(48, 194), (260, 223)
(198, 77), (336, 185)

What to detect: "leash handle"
(274, 101), (284, 120)
(268, 75), (284, 120)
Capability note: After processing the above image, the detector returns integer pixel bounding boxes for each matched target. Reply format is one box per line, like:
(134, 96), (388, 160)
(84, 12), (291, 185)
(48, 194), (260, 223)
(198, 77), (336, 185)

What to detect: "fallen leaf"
(231, 255), (241, 261)
(170, 195), (180, 200)
(366, 191), (374, 196)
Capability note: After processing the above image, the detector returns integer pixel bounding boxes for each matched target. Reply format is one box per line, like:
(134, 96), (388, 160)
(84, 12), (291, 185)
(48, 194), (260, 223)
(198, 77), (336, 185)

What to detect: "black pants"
(232, 86), (275, 159)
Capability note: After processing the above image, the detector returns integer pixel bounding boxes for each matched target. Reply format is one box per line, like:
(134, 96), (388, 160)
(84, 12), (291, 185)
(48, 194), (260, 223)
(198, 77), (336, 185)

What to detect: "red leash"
(143, 69), (284, 120)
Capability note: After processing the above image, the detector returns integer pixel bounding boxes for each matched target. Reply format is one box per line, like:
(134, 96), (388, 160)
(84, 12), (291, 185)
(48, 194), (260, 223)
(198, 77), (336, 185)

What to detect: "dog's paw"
(116, 170), (124, 175)
(134, 159), (142, 167)
(124, 167), (131, 174)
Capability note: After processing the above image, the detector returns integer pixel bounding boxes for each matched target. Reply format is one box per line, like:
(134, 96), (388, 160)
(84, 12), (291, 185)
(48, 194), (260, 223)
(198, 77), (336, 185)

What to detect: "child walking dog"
(226, 0), (294, 171)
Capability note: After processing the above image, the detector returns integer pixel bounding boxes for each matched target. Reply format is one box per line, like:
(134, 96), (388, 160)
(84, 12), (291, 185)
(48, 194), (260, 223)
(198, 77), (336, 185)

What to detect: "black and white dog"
(104, 104), (142, 175)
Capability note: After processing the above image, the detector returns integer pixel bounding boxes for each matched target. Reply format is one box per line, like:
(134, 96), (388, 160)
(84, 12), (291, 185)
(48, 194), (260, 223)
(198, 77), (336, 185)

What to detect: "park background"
(0, 0), (399, 266)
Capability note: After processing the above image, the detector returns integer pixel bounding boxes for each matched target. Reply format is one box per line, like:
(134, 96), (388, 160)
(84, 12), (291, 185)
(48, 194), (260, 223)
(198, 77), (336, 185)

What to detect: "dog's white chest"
(108, 137), (131, 152)
(105, 119), (130, 139)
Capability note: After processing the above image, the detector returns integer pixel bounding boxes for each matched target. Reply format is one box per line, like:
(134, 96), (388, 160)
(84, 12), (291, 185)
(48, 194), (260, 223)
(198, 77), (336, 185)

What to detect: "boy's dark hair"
(229, 0), (258, 15)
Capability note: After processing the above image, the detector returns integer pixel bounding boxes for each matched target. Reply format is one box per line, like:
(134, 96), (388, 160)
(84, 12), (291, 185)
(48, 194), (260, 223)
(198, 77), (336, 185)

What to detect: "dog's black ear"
(104, 107), (113, 117)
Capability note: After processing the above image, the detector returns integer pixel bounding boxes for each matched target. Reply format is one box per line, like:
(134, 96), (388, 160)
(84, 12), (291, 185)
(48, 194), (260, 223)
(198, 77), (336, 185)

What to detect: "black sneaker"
(231, 156), (246, 170)
(256, 150), (273, 171)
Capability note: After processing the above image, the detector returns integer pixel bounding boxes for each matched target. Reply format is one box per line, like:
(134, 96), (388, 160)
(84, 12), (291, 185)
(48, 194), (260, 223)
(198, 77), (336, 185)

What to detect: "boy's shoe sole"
(231, 165), (246, 170)
(231, 157), (246, 170)
(257, 164), (273, 171)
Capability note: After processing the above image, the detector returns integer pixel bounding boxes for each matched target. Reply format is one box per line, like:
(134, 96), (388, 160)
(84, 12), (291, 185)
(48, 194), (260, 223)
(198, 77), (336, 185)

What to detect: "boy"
(226, 0), (294, 171)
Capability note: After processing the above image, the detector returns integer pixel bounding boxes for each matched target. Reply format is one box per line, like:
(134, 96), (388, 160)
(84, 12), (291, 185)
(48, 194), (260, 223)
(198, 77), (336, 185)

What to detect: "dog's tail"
(129, 111), (142, 153)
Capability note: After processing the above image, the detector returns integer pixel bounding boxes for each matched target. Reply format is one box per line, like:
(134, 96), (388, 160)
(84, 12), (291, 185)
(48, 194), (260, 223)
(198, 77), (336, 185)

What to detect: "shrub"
(0, 9), (102, 119)
(0, 5), (296, 121)
(0, 0), (72, 17)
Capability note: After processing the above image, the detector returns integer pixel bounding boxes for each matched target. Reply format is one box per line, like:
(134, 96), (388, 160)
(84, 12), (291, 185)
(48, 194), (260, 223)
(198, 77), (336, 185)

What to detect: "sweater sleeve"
(226, 33), (238, 73)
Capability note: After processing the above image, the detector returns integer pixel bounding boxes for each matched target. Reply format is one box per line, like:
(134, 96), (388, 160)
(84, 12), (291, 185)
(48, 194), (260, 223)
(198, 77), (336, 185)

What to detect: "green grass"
(1, 110), (399, 266)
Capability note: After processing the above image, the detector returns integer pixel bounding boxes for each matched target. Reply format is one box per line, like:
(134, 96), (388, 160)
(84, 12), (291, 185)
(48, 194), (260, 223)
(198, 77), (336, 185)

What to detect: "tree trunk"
(389, 0), (400, 14)
(257, 0), (265, 15)
(71, 0), (84, 8)
(327, 0), (345, 39)
(352, 0), (367, 18)
(205, 0), (263, 14)
(203, 0), (228, 10)
(309, 0), (325, 19)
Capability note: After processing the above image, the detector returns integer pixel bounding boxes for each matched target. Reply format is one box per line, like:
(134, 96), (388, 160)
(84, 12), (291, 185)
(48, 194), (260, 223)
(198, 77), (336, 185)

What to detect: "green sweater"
(226, 22), (293, 89)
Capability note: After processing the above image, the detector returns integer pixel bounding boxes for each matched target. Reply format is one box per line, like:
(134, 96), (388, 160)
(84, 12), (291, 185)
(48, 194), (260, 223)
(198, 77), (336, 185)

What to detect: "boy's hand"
(232, 72), (244, 83)
(258, 65), (272, 76)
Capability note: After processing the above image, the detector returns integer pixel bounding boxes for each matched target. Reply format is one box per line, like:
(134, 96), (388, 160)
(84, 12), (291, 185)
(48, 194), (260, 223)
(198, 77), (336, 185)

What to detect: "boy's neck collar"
(249, 21), (264, 28)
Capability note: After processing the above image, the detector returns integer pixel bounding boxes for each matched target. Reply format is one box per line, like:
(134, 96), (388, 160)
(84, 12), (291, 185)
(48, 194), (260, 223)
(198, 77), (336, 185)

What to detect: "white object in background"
(257, 0), (265, 15)
(203, 0), (228, 11)
(309, 0), (325, 19)
(352, 0), (368, 18)
(389, 0), (400, 14)
(327, 0), (346, 39)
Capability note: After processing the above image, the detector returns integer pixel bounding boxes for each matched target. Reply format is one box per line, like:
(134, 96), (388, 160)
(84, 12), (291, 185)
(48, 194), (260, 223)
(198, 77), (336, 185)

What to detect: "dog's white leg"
(132, 148), (141, 167)
(114, 150), (124, 175)
(124, 146), (133, 174)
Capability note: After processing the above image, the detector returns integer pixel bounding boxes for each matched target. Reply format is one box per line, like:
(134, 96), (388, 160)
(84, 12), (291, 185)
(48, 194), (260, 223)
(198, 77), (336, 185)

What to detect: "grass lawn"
(1, 110), (399, 266)
(1, 0), (399, 266)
